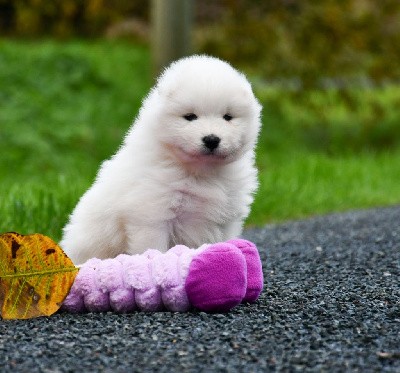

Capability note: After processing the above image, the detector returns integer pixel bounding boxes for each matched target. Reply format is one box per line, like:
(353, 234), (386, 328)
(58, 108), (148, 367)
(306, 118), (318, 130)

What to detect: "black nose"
(202, 134), (221, 151)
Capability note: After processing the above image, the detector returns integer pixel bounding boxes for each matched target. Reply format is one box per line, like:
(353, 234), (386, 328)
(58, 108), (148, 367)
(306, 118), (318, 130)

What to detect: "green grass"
(1, 39), (399, 241)
(248, 84), (400, 224)
(250, 150), (400, 224)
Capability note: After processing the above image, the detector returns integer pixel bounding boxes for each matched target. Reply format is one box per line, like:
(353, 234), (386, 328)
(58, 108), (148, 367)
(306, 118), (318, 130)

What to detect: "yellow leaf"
(0, 232), (78, 320)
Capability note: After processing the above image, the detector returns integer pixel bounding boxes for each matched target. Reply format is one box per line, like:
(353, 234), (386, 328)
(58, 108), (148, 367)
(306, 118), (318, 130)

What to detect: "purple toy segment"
(153, 251), (191, 311)
(135, 288), (163, 311)
(227, 239), (264, 303)
(84, 291), (110, 312)
(109, 288), (136, 313)
(162, 286), (190, 312)
(117, 253), (163, 312)
(80, 258), (110, 312)
(185, 243), (247, 312)
(61, 286), (85, 313)
(96, 258), (136, 312)
(61, 258), (100, 313)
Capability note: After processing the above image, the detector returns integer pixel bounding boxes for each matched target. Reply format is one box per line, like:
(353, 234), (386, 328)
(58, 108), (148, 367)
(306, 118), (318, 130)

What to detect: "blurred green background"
(1, 0), (399, 240)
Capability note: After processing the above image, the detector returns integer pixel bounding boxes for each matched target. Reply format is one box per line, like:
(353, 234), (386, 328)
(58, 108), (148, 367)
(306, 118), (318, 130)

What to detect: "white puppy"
(61, 55), (262, 265)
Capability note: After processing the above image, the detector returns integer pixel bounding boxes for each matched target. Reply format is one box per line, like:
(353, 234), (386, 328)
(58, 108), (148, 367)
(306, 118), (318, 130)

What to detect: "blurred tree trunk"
(151, 0), (193, 78)
(0, 1), (15, 34)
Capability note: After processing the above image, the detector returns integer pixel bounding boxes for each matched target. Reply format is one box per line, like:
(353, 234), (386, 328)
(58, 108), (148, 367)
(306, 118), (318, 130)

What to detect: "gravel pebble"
(1, 206), (399, 372)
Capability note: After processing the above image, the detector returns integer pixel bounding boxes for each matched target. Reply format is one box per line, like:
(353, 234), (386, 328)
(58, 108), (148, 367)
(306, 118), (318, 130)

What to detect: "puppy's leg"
(222, 220), (244, 240)
(125, 224), (170, 255)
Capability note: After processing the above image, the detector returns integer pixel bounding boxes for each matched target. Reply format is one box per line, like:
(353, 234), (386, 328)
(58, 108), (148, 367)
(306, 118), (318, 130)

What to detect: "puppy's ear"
(156, 65), (179, 100)
(157, 84), (176, 100)
(238, 78), (262, 116)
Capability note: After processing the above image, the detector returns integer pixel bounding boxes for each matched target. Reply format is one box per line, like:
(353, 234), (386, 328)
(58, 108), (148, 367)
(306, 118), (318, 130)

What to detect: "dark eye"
(183, 113), (198, 121)
(223, 114), (233, 121)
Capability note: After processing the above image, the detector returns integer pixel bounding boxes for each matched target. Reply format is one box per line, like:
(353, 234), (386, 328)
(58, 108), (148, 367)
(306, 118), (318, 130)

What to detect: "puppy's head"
(152, 55), (262, 166)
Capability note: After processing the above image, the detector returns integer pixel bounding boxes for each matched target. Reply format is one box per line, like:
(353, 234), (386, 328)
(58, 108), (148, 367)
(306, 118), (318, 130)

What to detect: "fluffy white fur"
(61, 55), (262, 265)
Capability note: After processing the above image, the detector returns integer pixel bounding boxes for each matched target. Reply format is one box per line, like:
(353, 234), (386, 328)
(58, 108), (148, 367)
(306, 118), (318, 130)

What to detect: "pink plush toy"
(62, 239), (263, 313)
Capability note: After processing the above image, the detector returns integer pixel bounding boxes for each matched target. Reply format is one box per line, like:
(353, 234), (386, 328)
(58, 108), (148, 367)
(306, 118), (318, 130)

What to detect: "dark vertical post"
(151, 0), (193, 78)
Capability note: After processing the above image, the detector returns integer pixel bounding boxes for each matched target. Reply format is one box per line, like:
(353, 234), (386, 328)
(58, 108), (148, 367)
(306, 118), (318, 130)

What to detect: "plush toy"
(62, 239), (263, 313)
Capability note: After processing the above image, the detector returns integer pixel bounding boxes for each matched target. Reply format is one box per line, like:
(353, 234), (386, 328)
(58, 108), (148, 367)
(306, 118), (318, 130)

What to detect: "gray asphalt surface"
(1, 206), (399, 372)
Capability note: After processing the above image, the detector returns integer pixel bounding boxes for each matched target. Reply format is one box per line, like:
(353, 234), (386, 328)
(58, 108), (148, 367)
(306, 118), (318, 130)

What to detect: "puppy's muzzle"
(202, 134), (221, 152)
